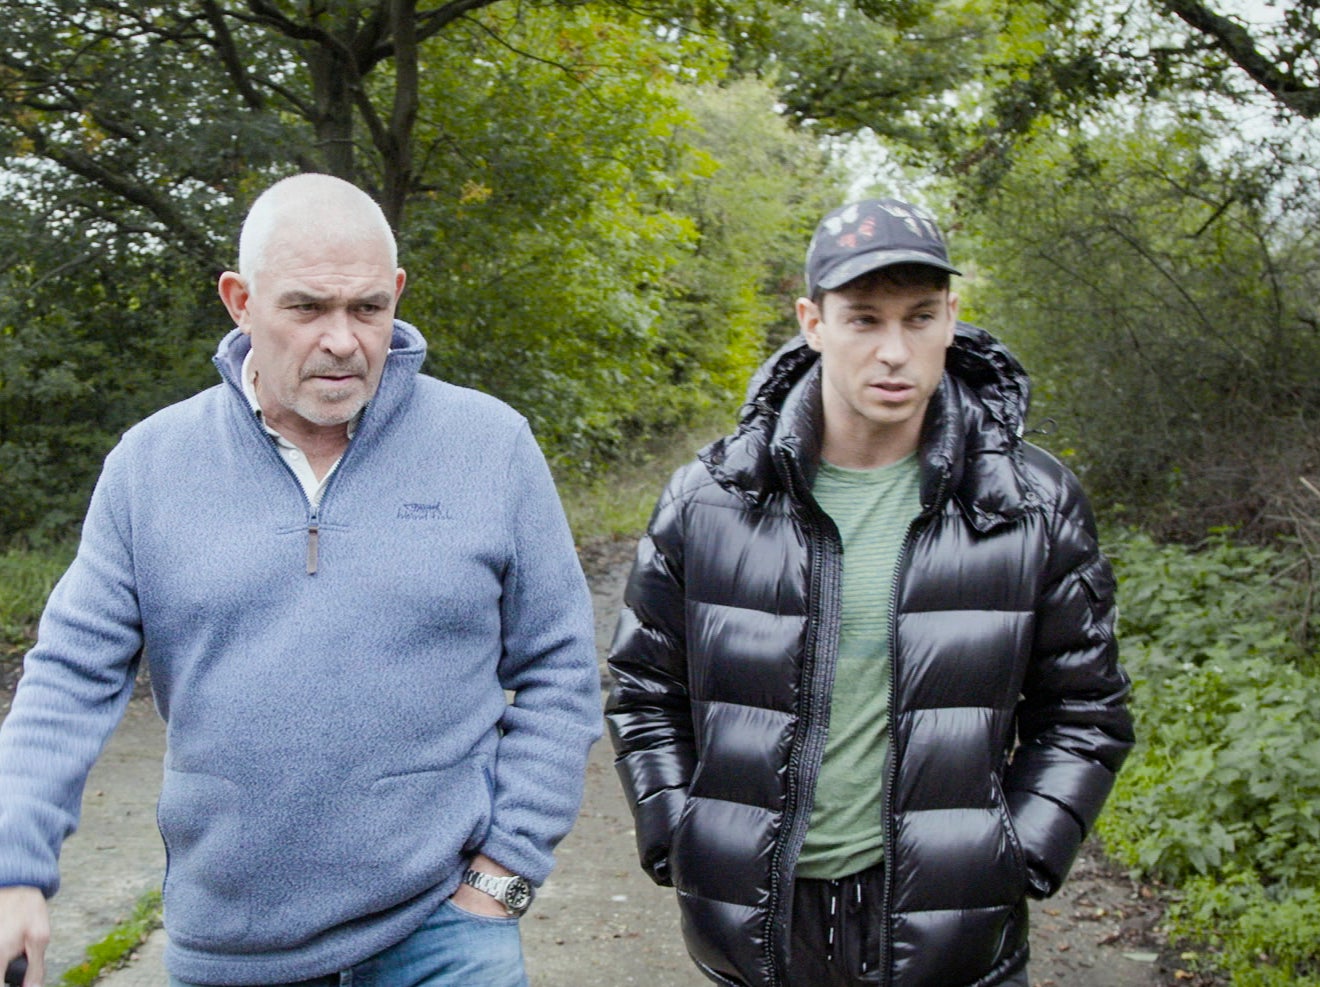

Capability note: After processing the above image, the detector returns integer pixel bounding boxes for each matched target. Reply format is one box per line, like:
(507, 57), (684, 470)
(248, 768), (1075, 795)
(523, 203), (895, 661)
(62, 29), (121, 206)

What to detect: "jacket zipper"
(764, 449), (844, 987)
(302, 458), (353, 575)
(250, 428), (319, 574)
(216, 353), (366, 577)
(306, 515), (319, 574)
(879, 469), (948, 986)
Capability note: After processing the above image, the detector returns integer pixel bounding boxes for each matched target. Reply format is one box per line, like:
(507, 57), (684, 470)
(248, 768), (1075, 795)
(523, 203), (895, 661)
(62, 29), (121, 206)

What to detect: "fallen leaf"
(1121, 951), (1159, 963)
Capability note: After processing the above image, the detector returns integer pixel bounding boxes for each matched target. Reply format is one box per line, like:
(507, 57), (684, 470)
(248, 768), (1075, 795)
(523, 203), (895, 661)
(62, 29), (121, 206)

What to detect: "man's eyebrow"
(273, 290), (394, 307)
(899, 293), (944, 313)
(275, 289), (325, 306)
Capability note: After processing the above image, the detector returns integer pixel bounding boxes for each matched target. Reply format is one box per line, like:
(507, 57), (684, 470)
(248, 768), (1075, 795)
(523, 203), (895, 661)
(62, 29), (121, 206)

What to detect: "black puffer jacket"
(606, 326), (1134, 987)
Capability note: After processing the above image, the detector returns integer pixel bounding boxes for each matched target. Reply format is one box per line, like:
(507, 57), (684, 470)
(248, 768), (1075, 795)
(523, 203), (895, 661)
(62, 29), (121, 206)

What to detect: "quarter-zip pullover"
(0, 322), (602, 985)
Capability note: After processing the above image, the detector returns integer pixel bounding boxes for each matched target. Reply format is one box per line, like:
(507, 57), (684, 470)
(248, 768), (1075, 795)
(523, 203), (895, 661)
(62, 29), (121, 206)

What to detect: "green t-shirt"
(796, 454), (923, 879)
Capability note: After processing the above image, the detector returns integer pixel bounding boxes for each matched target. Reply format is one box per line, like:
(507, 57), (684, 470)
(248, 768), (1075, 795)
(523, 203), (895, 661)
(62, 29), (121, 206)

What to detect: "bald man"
(0, 175), (601, 987)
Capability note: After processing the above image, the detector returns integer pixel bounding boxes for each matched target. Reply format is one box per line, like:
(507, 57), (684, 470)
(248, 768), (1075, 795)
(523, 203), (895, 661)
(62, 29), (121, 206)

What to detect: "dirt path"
(4, 536), (1196, 986)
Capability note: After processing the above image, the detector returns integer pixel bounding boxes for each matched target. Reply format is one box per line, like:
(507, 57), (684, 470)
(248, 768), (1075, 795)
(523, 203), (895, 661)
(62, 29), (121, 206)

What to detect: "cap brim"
(815, 249), (961, 291)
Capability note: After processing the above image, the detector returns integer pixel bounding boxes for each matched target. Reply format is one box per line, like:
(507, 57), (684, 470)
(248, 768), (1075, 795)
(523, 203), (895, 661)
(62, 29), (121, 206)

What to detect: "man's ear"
(217, 271), (251, 331)
(945, 291), (960, 346)
(797, 297), (824, 352)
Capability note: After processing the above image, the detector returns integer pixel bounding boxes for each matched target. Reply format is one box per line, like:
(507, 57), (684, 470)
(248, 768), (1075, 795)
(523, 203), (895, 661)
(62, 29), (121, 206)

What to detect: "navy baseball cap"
(804, 198), (960, 297)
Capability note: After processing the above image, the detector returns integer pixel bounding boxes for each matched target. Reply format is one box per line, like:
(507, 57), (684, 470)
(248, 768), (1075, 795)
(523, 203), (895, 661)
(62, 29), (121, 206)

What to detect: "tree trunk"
(381, 0), (420, 232)
(307, 44), (359, 185)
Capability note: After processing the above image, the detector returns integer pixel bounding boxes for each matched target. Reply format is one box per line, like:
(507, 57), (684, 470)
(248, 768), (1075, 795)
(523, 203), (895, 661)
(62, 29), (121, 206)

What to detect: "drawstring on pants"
(826, 878), (868, 970)
(827, 880), (839, 959)
(789, 859), (885, 984)
(855, 880), (867, 974)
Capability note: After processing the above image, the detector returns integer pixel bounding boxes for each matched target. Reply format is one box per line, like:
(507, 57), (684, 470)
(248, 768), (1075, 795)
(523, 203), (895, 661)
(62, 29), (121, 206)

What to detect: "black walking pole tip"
(3, 956), (26, 986)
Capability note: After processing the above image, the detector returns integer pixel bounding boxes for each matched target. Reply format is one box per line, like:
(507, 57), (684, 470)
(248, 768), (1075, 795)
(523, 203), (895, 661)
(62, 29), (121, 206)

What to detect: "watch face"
(504, 877), (533, 913)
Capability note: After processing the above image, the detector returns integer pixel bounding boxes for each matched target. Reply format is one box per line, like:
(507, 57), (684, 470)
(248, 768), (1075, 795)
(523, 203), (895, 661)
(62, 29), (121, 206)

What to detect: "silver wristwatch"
(461, 868), (535, 916)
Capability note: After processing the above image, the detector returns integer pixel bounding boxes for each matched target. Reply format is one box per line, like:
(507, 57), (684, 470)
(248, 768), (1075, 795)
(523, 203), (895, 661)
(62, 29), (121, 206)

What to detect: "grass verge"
(0, 546), (75, 648)
(57, 890), (162, 987)
(555, 413), (732, 544)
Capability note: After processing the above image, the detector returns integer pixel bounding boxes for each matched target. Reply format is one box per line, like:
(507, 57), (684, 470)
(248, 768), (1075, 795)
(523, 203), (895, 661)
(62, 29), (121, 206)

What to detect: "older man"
(0, 174), (601, 987)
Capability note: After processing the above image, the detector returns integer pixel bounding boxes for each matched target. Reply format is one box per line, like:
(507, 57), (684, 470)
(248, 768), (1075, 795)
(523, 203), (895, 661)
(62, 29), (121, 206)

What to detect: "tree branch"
(415, 0), (507, 42)
(1160, 0), (1320, 117)
(200, 0), (267, 110)
(457, 12), (613, 110)
(18, 125), (221, 268)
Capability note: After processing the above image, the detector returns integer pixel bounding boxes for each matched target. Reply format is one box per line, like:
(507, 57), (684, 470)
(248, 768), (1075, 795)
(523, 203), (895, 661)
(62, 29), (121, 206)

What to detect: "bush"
(960, 119), (1320, 546)
(1168, 874), (1320, 987)
(1099, 528), (1320, 983)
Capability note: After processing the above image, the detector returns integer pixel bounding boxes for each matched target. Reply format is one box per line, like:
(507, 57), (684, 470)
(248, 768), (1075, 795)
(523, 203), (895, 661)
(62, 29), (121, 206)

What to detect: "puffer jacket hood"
(607, 322), (1133, 987)
(701, 324), (1036, 530)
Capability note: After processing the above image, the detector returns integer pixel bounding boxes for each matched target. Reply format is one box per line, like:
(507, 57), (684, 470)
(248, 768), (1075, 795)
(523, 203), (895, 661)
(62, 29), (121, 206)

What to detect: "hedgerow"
(1099, 528), (1320, 985)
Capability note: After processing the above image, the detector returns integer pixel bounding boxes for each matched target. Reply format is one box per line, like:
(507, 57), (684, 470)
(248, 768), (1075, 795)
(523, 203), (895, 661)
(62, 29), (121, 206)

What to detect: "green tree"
(658, 77), (842, 408)
(0, 198), (217, 544)
(0, 3), (841, 541)
(1154, 0), (1320, 118)
(0, 0), (757, 255)
(397, 5), (714, 465)
(737, 1), (1318, 196)
(727, 0), (992, 145)
(398, 9), (844, 467)
(959, 115), (1320, 539)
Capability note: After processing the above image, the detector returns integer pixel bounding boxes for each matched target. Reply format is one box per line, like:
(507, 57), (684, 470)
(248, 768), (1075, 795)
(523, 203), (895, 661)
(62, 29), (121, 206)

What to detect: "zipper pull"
(306, 519), (319, 575)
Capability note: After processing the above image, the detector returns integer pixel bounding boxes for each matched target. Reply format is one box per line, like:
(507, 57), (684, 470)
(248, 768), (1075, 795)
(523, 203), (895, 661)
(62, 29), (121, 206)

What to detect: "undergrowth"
(1100, 528), (1320, 985)
(556, 412), (731, 542)
(0, 546), (75, 649)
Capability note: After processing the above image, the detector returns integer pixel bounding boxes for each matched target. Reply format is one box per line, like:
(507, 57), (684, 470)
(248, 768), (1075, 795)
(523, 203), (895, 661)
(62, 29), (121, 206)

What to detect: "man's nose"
(318, 310), (358, 354)
(873, 325), (909, 366)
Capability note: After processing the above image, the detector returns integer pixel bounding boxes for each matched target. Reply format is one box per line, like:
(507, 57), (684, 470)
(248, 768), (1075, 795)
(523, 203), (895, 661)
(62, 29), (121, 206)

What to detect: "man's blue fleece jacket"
(0, 321), (603, 984)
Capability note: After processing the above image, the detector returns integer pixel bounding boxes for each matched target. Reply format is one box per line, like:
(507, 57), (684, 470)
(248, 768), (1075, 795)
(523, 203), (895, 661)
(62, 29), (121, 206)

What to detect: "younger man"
(606, 197), (1133, 986)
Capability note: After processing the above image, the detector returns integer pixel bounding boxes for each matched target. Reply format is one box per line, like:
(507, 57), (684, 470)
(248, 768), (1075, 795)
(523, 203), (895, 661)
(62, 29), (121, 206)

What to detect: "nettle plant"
(1098, 529), (1320, 985)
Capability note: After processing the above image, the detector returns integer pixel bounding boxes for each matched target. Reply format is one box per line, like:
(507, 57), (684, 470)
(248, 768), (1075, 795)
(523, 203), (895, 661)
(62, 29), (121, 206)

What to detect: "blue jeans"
(167, 899), (526, 987)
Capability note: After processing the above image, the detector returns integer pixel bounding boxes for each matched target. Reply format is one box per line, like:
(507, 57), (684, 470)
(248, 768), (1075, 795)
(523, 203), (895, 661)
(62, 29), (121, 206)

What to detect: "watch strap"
(461, 868), (533, 915)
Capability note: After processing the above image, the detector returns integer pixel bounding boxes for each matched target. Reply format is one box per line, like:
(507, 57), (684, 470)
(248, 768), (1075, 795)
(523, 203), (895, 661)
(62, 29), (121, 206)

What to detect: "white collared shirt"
(241, 351), (357, 509)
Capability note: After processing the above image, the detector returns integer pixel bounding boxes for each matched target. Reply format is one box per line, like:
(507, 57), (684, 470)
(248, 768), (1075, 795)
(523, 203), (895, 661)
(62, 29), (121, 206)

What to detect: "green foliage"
(959, 115), (1320, 541)
(57, 889), (162, 987)
(399, 7), (840, 474)
(0, 545), (74, 648)
(0, 3), (280, 267)
(810, 0), (1318, 191)
(0, 196), (218, 544)
(729, 0), (992, 152)
(1169, 874), (1320, 986)
(648, 77), (840, 418)
(557, 410), (733, 542)
(1098, 528), (1320, 983)
(399, 6), (718, 466)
